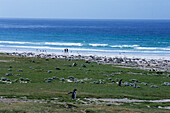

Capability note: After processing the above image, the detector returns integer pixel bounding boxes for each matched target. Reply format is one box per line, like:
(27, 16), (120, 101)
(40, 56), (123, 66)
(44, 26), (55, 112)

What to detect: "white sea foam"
(0, 25), (56, 29)
(110, 45), (139, 48)
(0, 45), (170, 54)
(0, 41), (83, 46)
(0, 41), (40, 45)
(136, 47), (170, 51)
(45, 42), (83, 46)
(89, 44), (108, 47)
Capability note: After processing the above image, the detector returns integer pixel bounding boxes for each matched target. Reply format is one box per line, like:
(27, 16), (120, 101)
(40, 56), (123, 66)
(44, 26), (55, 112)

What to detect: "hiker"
(118, 79), (123, 86)
(68, 89), (77, 100)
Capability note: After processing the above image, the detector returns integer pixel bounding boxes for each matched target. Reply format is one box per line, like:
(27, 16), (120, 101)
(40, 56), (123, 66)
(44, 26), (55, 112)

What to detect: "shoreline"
(1, 50), (170, 72)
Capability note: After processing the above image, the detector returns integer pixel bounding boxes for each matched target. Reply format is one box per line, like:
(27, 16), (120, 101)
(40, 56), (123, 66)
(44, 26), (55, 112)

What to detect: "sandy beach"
(1, 50), (170, 73)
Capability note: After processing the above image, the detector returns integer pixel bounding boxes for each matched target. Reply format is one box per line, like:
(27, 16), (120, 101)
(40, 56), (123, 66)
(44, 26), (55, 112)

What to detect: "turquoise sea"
(0, 18), (170, 58)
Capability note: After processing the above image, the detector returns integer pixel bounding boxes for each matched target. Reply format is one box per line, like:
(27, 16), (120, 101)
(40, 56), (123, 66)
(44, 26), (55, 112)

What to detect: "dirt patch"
(85, 98), (170, 103)
(0, 60), (12, 62)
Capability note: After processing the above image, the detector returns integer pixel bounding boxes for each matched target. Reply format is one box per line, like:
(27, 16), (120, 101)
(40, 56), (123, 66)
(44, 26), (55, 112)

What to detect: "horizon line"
(0, 17), (170, 20)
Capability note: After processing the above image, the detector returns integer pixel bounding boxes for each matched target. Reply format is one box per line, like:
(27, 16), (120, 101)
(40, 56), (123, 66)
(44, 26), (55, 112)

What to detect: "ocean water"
(0, 18), (170, 58)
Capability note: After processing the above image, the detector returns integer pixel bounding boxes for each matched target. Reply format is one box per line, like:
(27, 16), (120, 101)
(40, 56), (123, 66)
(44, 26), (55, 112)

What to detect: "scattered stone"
(81, 64), (86, 68)
(47, 70), (52, 73)
(45, 80), (52, 83)
(14, 79), (18, 82)
(5, 73), (13, 76)
(9, 65), (12, 68)
(1, 77), (7, 81)
(72, 63), (77, 67)
(55, 67), (61, 70)
(25, 78), (30, 81)
(141, 82), (148, 86)
(18, 69), (23, 72)
(85, 61), (91, 64)
(68, 76), (74, 80)
(108, 78), (112, 81)
(136, 86), (141, 88)
(80, 81), (84, 83)
(6, 79), (11, 82)
(45, 58), (49, 61)
(167, 74), (170, 77)
(60, 78), (65, 81)
(32, 60), (35, 63)
(124, 82), (130, 86)
(52, 76), (57, 79)
(161, 82), (170, 86)
(20, 78), (24, 81)
(156, 71), (163, 74)
(16, 74), (21, 76)
(130, 79), (138, 82)
(8, 69), (12, 71)
(104, 74), (108, 77)
(110, 74), (114, 77)
(150, 85), (158, 88)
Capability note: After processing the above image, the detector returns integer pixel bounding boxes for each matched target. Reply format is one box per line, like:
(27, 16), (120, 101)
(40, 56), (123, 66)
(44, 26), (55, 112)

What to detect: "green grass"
(0, 54), (170, 112)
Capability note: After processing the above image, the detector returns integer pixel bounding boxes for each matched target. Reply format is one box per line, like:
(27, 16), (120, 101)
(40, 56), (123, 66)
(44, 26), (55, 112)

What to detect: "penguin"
(68, 89), (77, 100)
(118, 79), (123, 86)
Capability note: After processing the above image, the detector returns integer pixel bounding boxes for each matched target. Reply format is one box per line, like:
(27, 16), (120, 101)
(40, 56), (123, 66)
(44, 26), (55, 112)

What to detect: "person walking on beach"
(118, 79), (123, 86)
(68, 89), (77, 100)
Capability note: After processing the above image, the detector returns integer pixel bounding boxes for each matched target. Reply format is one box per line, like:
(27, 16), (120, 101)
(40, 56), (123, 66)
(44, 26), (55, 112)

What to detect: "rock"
(167, 74), (170, 77)
(20, 78), (24, 81)
(161, 82), (170, 86)
(80, 81), (84, 83)
(124, 82), (130, 86)
(18, 69), (23, 72)
(55, 67), (61, 70)
(81, 64), (86, 68)
(108, 78), (112, 81)
(136, 86), (141, 88)
(45, 80), (52, 83)
(5, 73), (13, 76)
(1, 77), (7, 81)
(6, 79), (11, 82)
(150, 85), (158, 88)
(25, 78), (30, 81)
(52, 76), (57, 79)
(68, 76), (74, 80)
(115, 78), (119, 81)
(48, 78), (53, 81)
(72, 63), (77, 67)
(141, 82), (148, 85)
(85, 61), (90, 64)
(94, 81), (99, 84)
(46, 58), (49, 61)
(14, 79), (18, 82)
(32, 60), (35, 63)
(8, 69), (12, 71)
(110, 74), (114, 77)
(47, 70), (52, 73)
(16, 74), (21, 76)
(130, 79), (138, 82)
(60, 78), (65, 81)
(9, 65), (12, 68)
(156, 71), (163, 74)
